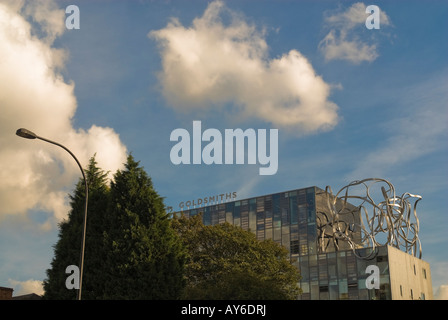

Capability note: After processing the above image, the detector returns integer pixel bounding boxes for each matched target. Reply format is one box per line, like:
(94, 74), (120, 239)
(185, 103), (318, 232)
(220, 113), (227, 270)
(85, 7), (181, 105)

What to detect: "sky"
(0, 0), (447, 299)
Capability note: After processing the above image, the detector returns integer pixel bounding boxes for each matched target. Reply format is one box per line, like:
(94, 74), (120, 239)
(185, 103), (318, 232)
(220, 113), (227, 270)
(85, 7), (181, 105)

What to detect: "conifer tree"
(43, 156), (110, 299)
(102, 155), (185, 299)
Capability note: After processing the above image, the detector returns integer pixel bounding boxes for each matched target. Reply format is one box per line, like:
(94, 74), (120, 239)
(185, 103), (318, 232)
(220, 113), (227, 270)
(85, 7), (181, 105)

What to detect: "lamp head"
(16, 128), (37, 139)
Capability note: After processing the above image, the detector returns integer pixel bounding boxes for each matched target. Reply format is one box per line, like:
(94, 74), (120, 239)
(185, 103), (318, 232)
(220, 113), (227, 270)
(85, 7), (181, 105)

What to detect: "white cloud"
(319, 2), (391, 64)
(150, 0), (339, 135)
(0, 0), (127, 228)
(429, 261), (448, 299)
(435, 285), (448, 300)
(8, 278), (44, 296)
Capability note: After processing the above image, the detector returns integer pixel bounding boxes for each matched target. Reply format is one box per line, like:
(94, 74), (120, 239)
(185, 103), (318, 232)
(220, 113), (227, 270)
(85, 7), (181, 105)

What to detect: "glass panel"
(226, 202), (234, 212)
(299, 293), (310, 300)
(339, 279), (348, 300)
(347, 253), (357, 277)
(273, 193), (281, 222)
(257, 197), (264, 212)
(319, 285), (329, 300)
(218, 204), (225, 223)
(257, 211), (265, 237)
(298, 205), (307, 223)
(380, 276), (391, 300)
(358, 278), (366, 290)
(358, 289), (369, 300)
(307, 223), (317, 255)
(299, 233), (307, 256)
(241, 210), (249, 231)
(265, 228), (273, 240)
(300, 244), (308, 256)
(348, 282), (359, 299)
(309, 254), (317, 267)
(282, 226), (290, 250)
(249, 198), (256, 210)
(203, 207), (211, 225)
(328, 265), (337, 280)
(249, 209), (256, 232)
(299, 256), (309, 281)
(274, 212), (281, 228)
(265, 210), (272, 229)
(300, 282), (310, 294)
(318, 254), (328, 283)
(290, 195), (298, 225)
(281, 208), (289, 226)
(211, 211), (218, 225)
(337, 252), (347, 278)
(298, 189), (306, 205)
(226, 211), (233, 224)
(307, 187), (315, 206)
(307, 224), (316, 241)
(307, 207), (316, 223)
(290, 240), (299, 254)
(232, 202), (240, 219)
(274, 227), (281, 241)
(283, 239), (290, 252)
(234, 217), (241, 228)
(310, 281), (319, 300)
(310, 266), (318, 281)
(290, 225), (298, 240)
(329, 280), (339, 300)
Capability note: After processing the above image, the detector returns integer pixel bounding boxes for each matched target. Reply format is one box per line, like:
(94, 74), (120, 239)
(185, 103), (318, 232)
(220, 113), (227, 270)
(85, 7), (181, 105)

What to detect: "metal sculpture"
(317, 178), (422, 260)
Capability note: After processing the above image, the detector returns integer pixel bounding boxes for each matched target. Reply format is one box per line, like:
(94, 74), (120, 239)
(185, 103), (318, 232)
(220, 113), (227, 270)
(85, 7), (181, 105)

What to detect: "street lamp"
(16, 128), (88, 300)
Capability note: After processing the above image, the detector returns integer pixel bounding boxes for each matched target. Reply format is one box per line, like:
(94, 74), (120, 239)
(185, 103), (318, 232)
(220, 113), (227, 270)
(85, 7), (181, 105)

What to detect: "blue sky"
(0, 0), (447, 299)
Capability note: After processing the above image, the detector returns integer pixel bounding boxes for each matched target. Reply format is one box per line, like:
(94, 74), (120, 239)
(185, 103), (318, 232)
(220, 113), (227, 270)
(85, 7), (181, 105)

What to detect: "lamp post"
(16, 128), (88, 300)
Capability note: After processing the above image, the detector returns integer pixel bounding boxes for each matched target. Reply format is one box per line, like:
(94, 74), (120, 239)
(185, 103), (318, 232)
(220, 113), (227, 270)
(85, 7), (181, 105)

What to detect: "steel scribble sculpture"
(317, 178), (422, 260)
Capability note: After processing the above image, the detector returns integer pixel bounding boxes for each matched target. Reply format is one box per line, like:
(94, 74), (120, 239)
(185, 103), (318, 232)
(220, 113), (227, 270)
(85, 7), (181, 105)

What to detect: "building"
(0, 287), (13, 300)
(0, 286), (42, 300)
(176, 184), (433, 300)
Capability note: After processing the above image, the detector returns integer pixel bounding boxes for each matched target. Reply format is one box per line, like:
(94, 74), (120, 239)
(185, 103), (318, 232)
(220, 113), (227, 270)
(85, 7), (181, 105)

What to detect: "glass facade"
(178, 187), (393, 300)
(297, 246), (391, 300)
(181, 187), (317, 255)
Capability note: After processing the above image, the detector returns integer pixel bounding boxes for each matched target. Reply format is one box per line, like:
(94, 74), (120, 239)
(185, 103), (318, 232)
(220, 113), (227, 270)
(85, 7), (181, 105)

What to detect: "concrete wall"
(387, 246), (433, 300)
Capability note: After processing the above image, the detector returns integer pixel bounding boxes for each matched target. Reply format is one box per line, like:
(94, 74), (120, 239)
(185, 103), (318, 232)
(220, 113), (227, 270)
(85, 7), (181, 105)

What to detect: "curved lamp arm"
(16, 128), (88, 300)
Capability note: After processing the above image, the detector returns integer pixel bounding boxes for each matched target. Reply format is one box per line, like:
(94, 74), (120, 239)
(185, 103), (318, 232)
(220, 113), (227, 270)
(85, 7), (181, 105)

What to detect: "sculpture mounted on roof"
(317, 178), (422, 260)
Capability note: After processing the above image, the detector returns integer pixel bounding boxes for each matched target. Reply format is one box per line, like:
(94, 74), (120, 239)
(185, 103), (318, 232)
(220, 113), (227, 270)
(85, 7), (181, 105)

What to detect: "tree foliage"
(43, 156), (110, 299)
(43, 155), (185, 299)
(172, 214), (301, 300)
(102, 155), (185, 299)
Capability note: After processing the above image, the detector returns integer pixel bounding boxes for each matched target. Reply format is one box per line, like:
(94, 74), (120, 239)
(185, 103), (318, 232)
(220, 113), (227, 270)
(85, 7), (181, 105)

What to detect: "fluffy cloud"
(435, 285), (448, 300)
(150, 0), (339, 135)
(8, 279), (44, 296)
(0, 1), (127, 228)
(319, 2), (391, 64)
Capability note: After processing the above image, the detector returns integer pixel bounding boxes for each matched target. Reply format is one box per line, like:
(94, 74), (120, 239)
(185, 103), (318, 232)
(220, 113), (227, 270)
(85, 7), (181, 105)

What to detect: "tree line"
(43, 155), (300, 299)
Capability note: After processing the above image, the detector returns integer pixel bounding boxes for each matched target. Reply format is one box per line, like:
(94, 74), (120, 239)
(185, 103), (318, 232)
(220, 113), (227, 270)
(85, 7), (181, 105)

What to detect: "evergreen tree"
(102, 155), (185, 299)
(43, 156), (110, 299)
